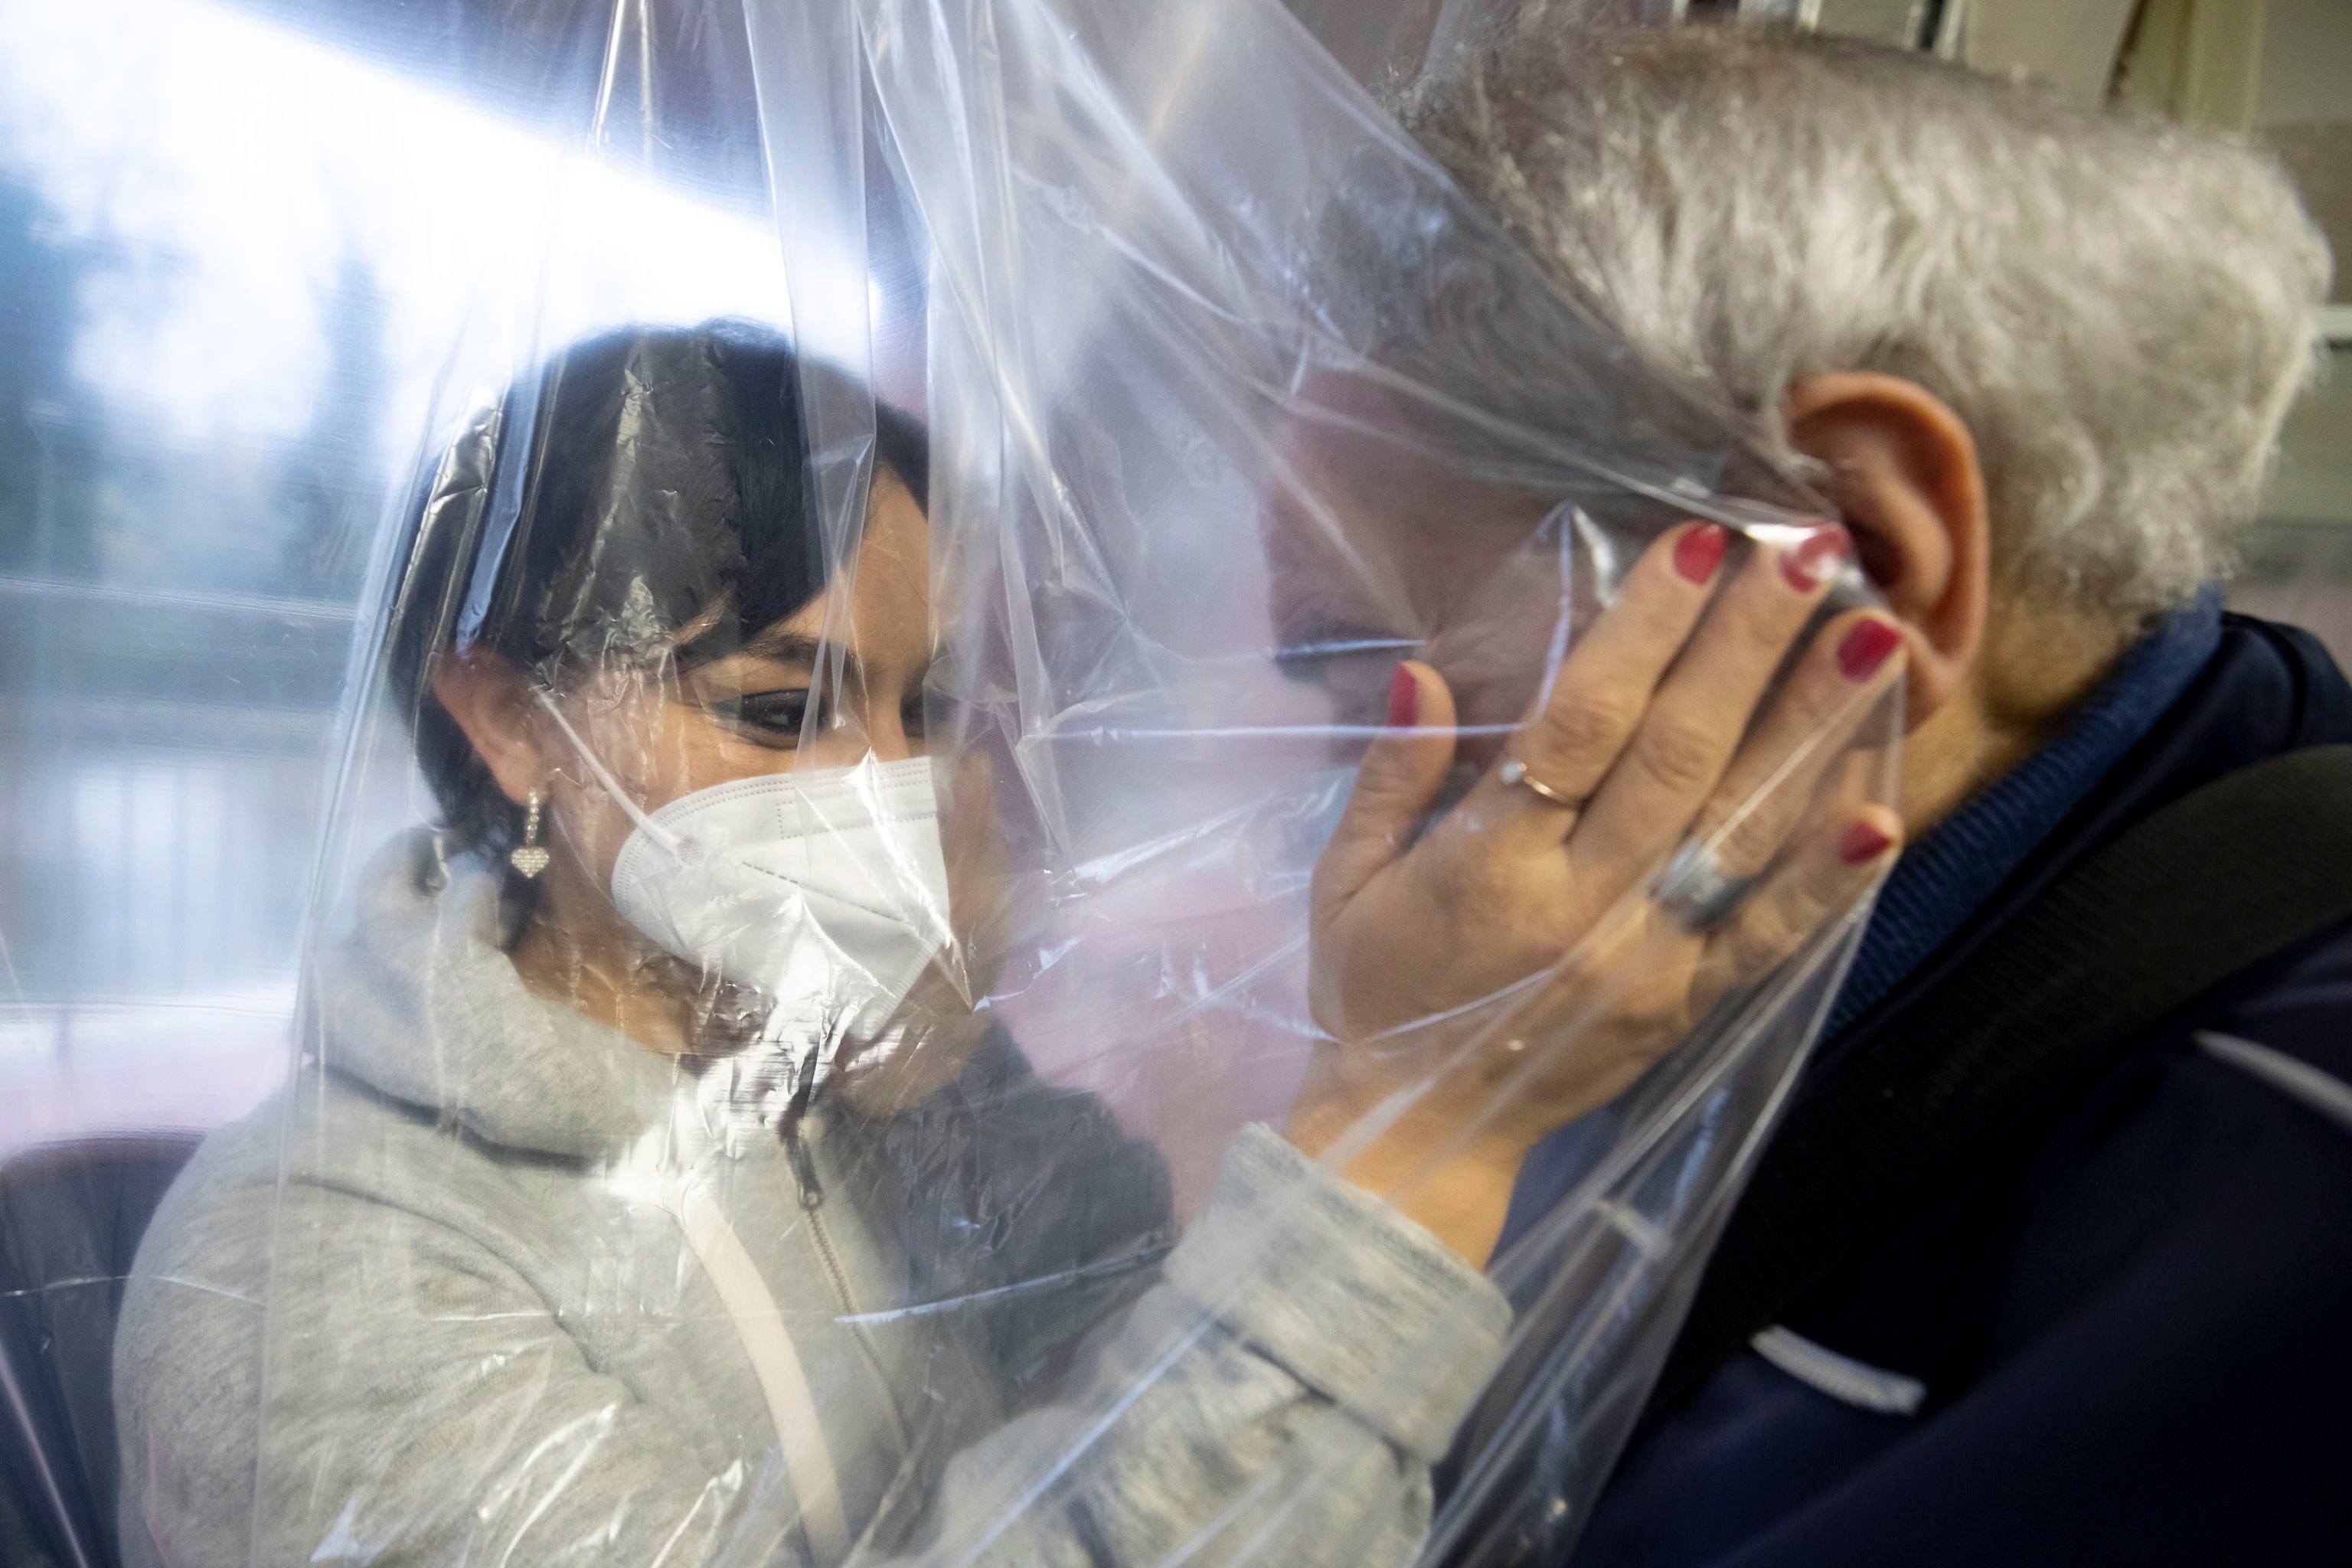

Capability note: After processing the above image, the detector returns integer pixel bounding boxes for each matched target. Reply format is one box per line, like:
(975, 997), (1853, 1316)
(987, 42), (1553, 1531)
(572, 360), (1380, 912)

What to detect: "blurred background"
(3, 0), (2346, 1152)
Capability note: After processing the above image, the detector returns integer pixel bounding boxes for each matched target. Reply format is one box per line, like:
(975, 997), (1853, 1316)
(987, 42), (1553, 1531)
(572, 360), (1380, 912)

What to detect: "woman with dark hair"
(110, 321), (1517, 1567)
(387, 319), (958, 1062)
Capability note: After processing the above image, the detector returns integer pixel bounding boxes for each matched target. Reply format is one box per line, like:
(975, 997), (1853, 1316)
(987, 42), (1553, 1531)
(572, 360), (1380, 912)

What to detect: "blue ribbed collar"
(1822, 590), (2226, 1041)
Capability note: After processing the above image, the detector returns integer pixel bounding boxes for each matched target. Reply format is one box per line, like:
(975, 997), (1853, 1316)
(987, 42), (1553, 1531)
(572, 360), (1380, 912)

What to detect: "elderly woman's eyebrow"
(1272, 617), (1419, 666)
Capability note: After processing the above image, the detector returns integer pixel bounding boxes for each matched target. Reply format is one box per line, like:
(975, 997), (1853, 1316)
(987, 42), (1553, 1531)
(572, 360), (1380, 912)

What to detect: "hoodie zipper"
(779, 1099), (915, 1460)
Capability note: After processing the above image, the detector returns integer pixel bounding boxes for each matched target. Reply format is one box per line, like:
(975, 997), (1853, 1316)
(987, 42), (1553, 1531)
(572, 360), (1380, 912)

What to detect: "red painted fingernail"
(1835, 618), (1903, 681)
(1781, 526), (1851, 593)
(1672, 523), (1729, 585)
(1841, 820), (1894, 865)
(1387, 664), (1419, 729)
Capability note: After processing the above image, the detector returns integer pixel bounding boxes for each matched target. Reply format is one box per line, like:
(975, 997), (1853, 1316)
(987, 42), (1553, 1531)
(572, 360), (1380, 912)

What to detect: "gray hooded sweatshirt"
(115, 835), (1511, 1566)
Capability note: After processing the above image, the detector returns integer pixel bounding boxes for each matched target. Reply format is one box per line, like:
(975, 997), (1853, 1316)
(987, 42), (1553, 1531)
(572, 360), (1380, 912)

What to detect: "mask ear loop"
(531, 688), (687, 863)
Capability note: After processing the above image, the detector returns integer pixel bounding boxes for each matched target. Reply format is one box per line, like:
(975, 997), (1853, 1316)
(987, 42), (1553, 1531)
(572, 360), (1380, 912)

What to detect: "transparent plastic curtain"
(17, 3), (1902, 1568)
(850, 1), (1899, 1557)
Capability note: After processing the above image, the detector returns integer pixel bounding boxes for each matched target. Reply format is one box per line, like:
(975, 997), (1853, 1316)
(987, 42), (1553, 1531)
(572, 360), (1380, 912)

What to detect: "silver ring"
(1498, 757), (1583, 812)
(1656, 840), (1755, 930)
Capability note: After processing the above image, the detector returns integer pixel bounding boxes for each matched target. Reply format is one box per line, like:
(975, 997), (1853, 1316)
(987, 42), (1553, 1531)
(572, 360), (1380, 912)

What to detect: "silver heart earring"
(510, 790), (550, 879)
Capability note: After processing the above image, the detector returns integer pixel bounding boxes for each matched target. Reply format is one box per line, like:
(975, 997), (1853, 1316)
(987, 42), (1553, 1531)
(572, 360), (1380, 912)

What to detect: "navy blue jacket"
(1570, 613), (2352, 1567)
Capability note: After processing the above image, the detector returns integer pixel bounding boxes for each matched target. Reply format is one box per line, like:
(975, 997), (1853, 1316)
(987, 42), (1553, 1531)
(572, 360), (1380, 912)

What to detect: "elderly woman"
(1355, 22), (2345, 1568)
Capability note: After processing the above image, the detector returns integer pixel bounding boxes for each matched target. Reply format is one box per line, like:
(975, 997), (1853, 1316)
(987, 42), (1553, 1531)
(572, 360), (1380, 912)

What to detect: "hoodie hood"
(307, 831), (687, 1160)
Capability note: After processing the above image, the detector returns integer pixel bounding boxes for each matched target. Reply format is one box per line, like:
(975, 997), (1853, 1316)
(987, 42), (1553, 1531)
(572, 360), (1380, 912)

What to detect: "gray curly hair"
(1396, 23), (2333, 622)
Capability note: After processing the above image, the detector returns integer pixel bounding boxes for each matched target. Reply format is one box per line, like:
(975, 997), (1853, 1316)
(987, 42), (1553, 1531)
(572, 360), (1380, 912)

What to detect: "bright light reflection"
(0, 0), (800, 458)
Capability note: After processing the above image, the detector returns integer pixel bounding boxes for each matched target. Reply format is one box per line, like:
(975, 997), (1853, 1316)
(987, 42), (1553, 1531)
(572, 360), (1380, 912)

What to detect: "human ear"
(1785, 372), (1989, 727)
(429, 648), (547, 806)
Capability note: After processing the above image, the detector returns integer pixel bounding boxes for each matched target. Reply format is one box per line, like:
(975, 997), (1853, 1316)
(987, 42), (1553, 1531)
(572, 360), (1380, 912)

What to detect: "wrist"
(1283, 1044), (1541, 1267)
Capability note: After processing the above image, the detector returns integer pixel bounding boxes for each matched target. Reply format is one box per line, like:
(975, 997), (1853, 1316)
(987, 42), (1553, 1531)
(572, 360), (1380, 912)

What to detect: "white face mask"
(535, 693), (954, 1046)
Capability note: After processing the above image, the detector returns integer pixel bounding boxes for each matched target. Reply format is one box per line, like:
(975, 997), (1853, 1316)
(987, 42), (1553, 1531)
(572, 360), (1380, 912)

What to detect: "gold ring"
(1498, 757), (1582, 812)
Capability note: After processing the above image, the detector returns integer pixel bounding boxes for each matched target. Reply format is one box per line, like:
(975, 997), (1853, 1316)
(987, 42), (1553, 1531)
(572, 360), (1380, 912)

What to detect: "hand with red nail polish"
(1295, 521), (1906, 1265)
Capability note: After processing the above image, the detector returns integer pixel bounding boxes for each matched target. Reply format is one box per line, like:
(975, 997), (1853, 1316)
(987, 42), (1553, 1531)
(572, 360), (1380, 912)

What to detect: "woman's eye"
(713, 689), (815, 743)
(1274, 623), (1421, 727)
(1276, 649), (1409, 730)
